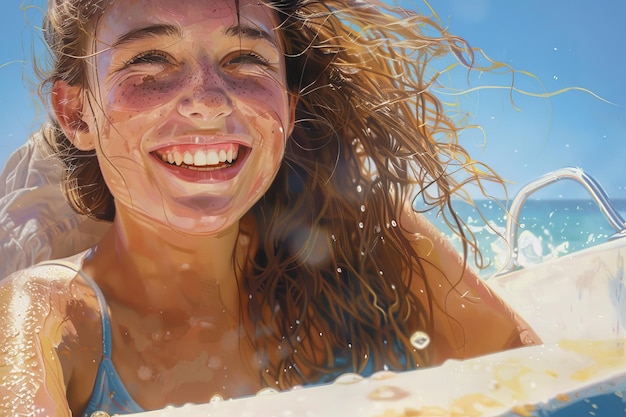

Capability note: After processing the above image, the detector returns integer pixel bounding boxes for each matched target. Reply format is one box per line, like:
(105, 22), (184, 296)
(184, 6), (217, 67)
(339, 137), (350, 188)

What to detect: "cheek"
(229, 77), (291, 143)
(108, 73), (183, 111)
(99, 75), (183, 152)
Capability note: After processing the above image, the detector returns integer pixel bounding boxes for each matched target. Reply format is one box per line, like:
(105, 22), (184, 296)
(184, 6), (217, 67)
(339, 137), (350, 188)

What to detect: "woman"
(0, 0), (538, 415)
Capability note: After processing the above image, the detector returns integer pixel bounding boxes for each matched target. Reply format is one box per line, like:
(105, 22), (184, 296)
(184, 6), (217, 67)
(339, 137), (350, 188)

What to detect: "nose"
(177, 69), (233, 122)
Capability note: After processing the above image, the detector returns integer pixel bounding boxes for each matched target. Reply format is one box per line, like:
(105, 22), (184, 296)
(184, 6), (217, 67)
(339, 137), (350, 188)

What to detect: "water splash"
(409, 331), (430, 350)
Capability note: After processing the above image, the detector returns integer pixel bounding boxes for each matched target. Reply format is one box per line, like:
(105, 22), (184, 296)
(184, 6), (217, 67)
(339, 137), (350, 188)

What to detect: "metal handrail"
(496, 167), (626, 275)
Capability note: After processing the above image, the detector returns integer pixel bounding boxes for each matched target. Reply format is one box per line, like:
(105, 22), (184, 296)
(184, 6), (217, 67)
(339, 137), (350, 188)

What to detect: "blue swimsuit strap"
(77, 269), (113, 358)
(38, 259), (113, 357)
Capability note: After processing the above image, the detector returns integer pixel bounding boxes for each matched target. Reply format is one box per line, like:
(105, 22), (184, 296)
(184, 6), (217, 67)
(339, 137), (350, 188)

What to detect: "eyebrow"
(111, 23), (277, 49)
(112, 24), (183, 49)
(224, 24), (278, 47)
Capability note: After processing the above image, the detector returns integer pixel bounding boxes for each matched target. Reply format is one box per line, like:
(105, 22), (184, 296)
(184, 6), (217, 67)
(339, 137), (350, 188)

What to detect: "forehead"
(97, 0), (279, 43)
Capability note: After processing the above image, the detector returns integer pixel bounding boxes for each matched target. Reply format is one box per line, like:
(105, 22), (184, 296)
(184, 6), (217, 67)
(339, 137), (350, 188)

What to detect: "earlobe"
(52, 80), (95, 151)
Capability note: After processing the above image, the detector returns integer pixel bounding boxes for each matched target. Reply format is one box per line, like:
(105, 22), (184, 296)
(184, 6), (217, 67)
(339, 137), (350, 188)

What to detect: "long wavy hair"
(39, 0), (505, 389)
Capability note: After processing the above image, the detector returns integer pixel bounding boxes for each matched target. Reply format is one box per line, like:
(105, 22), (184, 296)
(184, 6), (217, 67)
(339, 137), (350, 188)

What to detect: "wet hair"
(39, 0), (504, 389)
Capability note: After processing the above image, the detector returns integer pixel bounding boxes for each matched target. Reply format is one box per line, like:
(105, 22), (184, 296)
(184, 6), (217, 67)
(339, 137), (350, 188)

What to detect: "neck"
(83, 207), (251, 315)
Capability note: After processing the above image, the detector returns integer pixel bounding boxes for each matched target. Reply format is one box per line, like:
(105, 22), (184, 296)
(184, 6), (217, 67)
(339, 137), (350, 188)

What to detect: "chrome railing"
(496, 167), (626, 275)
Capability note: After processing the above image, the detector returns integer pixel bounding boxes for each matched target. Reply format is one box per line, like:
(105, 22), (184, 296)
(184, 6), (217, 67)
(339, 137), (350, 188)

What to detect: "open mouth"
(151, 143), (249, 181)
(152, 144), (246, 170)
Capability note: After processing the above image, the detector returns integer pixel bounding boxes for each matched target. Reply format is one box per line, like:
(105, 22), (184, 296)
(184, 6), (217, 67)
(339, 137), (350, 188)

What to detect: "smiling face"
(69, 0), (293, 234)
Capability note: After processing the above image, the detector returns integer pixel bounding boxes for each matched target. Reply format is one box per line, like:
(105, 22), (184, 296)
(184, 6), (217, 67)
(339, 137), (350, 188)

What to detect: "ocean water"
(426, 198), (626, 278)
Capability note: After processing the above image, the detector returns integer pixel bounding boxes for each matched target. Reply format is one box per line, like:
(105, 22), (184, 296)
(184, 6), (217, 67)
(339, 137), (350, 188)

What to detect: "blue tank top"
(79, 270), (144, 416)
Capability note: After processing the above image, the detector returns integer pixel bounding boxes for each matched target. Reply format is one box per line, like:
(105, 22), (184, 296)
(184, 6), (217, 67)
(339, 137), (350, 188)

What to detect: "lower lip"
(151, 149), (249, 183)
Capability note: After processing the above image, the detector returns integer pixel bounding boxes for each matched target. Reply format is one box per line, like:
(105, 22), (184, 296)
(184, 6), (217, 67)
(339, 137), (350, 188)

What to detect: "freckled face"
(84, 0), (292, 234)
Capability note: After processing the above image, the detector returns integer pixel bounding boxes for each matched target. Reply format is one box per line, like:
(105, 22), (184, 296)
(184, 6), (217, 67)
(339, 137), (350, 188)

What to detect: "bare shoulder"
(398, 201), (539, 362)
(0, 253), (97, 417)
(0, 254), (86, 316)
(397, 201), (464, 272)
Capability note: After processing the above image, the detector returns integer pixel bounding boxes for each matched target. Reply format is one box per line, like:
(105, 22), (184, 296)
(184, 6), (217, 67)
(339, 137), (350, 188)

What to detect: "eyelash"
(124, 50), (271, 68)
(125, 50), (171, 66)
(227, 52), (270, 67)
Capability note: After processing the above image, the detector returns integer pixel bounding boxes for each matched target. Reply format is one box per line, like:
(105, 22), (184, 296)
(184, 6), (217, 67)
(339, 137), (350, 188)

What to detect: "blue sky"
(1, 0), (625, 199)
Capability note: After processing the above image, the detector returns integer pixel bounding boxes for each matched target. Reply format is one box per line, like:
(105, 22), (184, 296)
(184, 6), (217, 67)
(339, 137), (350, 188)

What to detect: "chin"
(162, 196), (246, 231)
(163, 213), (239, 237)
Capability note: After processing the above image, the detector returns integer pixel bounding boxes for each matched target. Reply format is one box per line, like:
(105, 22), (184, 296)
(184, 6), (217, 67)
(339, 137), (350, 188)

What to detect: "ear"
(52, 80), (95, 151)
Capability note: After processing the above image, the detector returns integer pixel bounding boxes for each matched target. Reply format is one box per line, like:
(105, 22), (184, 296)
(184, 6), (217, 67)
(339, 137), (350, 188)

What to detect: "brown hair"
(39, 0), (114, 219)
(38, 0), (504, 389)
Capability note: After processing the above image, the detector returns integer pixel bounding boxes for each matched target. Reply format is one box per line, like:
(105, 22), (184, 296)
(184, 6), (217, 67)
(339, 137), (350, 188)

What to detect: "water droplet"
(367, 385), (410, 401)
(410, 331), (430, 350)
(137, 365), (153, 381)
(210, 394), (224, 403)
(488, 380), (500, 391)
(239, 234), (251, 246)
(371, 370), (397, 380)
(334, 373), (364, 385)
(207, 356), (222, 369)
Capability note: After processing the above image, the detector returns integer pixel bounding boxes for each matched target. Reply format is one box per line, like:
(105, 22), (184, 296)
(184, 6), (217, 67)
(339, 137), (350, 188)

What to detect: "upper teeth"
(161, 149), (237, 167)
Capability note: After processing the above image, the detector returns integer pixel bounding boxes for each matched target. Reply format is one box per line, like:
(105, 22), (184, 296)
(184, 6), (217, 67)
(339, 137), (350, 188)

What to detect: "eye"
(125, 50), (173, 66)
(225, 51), (271, 67)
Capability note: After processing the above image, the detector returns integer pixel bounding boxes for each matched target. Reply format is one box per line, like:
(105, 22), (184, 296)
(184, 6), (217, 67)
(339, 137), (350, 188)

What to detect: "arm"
(399, 202), (540, 364)
(0, 269), (73, 417)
